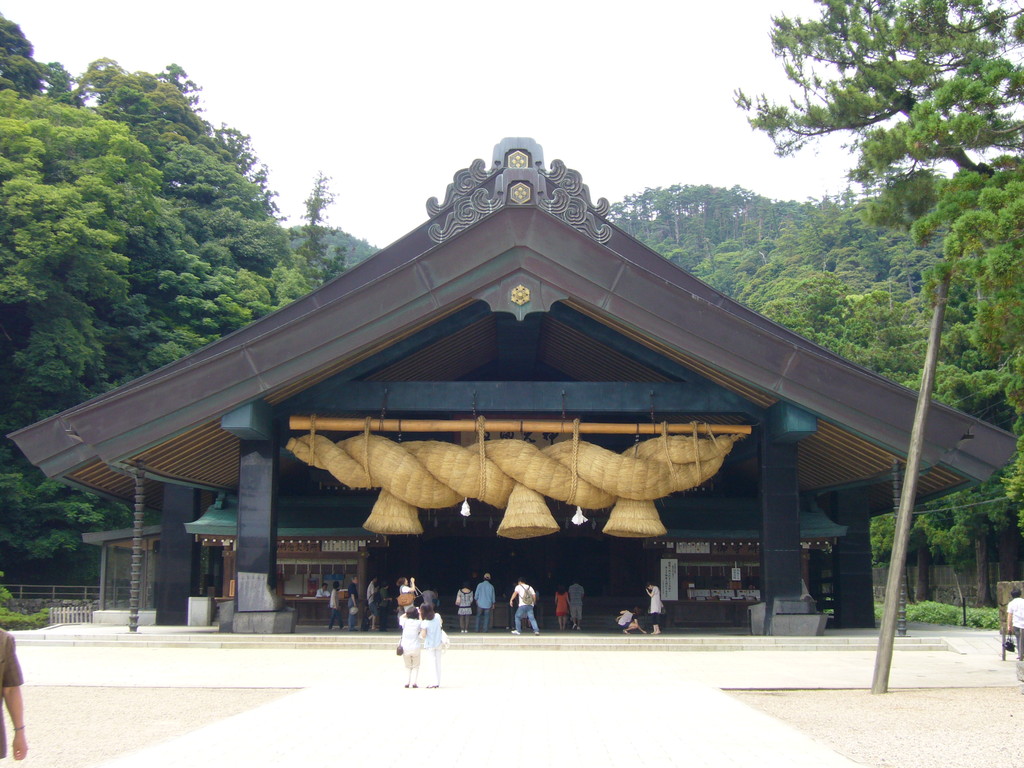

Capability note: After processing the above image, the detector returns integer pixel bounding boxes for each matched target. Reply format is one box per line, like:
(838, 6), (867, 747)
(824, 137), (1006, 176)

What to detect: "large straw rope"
(285, 427), (742, 537)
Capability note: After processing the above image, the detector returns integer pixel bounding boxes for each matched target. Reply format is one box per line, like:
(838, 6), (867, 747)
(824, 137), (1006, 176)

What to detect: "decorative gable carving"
(426, 140), (612, 245)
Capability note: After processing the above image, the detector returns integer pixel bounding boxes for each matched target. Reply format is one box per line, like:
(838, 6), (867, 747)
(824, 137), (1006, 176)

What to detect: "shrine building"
(9, 138), (1016, 634)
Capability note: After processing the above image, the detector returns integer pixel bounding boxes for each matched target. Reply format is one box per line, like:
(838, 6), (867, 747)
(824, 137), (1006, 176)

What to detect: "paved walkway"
(11, 623), (1019, 768)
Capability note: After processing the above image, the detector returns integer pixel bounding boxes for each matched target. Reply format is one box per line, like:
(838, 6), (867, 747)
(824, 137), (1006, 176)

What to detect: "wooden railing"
(4, 584), (100, 600)
(48, 605), (95, 625)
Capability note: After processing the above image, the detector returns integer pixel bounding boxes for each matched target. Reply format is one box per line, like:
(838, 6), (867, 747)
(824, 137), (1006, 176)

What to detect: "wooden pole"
(288, 416), (752, 436)
(871, 274), (950, 694)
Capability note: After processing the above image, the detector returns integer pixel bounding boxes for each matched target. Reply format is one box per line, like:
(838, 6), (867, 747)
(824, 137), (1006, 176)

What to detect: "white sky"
(4, 0), (854, 248)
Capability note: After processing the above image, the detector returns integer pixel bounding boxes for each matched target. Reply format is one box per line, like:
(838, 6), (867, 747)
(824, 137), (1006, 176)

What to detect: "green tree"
(738, 0), (1024, 601)
(295, 172), (345, 284)
(0, 13), (44, 96)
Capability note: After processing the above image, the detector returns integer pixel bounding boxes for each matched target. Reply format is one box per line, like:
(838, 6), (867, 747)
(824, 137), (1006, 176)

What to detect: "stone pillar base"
(771, 613), (828, 636)
(232, 607), (297, 634)
(218, 602), (297, 633)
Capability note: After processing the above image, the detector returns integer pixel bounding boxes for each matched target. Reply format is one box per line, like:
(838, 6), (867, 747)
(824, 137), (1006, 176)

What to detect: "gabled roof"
(8, 138), (1016, 510)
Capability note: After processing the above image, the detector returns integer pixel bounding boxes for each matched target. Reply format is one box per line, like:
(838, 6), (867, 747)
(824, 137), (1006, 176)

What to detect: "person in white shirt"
(398, 606), (423, 688)
(646, 582), (664, 635)
(510, 578), (540, 635)
(1006, 588), (1024, 661)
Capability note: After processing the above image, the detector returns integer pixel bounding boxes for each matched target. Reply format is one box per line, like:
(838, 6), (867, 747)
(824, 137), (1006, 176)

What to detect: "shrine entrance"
(370, 529), (641, 602)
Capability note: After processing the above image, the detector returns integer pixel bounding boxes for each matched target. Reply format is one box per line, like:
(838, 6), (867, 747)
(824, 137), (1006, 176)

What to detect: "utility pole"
(872, 275), (950, 694)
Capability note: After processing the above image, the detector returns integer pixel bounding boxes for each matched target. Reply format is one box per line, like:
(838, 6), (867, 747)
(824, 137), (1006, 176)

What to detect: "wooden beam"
(288, 416), (751, 436)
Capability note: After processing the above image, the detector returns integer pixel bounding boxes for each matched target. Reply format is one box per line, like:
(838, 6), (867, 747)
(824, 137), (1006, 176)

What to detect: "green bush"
(873, 601), (1000, 630)
(0, 608), (49, 631)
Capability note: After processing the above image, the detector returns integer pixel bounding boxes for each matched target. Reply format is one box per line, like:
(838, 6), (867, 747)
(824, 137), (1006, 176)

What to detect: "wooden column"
(155, 484), (202, 625)
(759, 435), (803, 630)
(830, 486), (876, 628)
(236, 436), (280, 612)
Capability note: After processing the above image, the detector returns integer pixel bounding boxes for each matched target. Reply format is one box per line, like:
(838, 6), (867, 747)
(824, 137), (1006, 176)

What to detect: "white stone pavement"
(11, 623), (1018, 768)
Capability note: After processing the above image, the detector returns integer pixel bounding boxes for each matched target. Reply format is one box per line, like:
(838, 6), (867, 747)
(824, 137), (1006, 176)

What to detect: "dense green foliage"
(873, 600), (1000, 629)
(0, 15), (373, 583)
(0, 606), (49, 630)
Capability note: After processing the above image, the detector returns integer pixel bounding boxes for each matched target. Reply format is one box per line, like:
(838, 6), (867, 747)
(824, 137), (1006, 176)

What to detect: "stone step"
(17, 631), (952, 653)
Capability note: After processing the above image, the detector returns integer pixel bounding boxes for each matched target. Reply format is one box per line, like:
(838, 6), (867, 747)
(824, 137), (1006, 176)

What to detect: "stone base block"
(92, 610), (156, 626)
(187, 597), (214, 626)
(231, 607), (297, 634)
(771, 613), (829, 636)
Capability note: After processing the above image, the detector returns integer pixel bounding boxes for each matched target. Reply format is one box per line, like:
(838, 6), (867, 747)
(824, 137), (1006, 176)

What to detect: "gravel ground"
(14, 684), (1023, 767)
(732, 687), (1024, 768)
(16, 686), (294, 768)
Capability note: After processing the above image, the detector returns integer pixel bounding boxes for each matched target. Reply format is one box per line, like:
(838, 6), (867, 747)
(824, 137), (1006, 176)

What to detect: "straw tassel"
(497, 484), (559, 539)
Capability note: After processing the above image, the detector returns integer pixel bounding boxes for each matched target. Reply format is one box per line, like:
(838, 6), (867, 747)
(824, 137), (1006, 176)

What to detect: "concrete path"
(11, 623), (1018, 768)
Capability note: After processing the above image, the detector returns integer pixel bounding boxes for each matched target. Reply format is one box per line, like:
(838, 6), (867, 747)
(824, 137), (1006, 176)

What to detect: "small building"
(11, 139), (1016, 633)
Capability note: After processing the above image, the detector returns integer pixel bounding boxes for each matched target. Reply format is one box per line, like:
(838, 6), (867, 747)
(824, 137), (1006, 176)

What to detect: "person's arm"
(3, 686), (26, 761)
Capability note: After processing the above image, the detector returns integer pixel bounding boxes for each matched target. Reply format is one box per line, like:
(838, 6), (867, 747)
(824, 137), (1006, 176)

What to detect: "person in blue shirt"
(419, 603), (445, 688)
(474, 573), (496, 632)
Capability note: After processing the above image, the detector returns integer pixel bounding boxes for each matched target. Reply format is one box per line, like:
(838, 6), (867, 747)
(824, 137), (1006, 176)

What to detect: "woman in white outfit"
(419, 603), (444, 688)
(646, 582), (664, 635)
(398, 606), (423, 688)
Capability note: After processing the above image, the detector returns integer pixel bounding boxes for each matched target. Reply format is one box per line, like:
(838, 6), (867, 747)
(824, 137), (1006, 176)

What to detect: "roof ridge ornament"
(426, 158), (497, 218)
(541, 159), (612, 244)
(426, 141), (613, 245)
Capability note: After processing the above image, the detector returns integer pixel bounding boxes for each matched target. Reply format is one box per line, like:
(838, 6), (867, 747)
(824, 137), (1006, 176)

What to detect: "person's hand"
(12, 729), (27, 760)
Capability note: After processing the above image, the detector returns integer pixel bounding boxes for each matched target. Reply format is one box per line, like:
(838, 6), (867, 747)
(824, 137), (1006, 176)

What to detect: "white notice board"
(660, 558), (679, 601)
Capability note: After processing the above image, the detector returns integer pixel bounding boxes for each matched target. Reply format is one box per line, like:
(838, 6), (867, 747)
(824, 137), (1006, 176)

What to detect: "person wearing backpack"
(510, 577), (540, 635)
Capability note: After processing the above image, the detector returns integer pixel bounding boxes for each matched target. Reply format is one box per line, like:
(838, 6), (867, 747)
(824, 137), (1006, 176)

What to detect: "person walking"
(568, 579), (585, 631)
(419, 603), (445, 688)
(474, 573), (496, 632)
(510, 577), (540, 635)
(554, 585), (570, 631)
(646, 581), (664, 635)
(455, 582), (474, 633)
(1007, 587), (1024, 661)
(398, 606), (423, 688)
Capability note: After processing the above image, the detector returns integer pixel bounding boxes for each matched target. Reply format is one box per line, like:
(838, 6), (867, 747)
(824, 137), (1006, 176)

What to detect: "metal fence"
(4, 585), (100, 601)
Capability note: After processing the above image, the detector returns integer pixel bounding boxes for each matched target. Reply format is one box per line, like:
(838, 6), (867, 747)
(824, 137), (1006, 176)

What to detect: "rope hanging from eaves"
(284, 420), (743, 539)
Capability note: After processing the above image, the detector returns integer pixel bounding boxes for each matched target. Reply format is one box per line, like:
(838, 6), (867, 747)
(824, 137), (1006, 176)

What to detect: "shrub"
(873, 601), (1000, 630)
(0, 608), (49, 631)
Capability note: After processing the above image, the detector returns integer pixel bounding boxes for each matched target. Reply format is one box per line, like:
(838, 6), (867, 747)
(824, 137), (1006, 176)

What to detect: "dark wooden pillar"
(155, 483), (202, 625)
(236, 436), (280, 612)
(759, 436), (803, 617)
(759, 403), (818, 635)
(830, 486), (875, 628)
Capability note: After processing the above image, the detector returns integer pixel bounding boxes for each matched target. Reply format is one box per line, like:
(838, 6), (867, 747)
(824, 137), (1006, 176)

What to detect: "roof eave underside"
(9, 206), (1014, 492)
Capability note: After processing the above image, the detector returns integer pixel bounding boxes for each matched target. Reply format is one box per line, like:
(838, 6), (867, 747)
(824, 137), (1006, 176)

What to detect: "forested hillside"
(610, 183), (1018, 602)
(0, 14), (372, 582)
